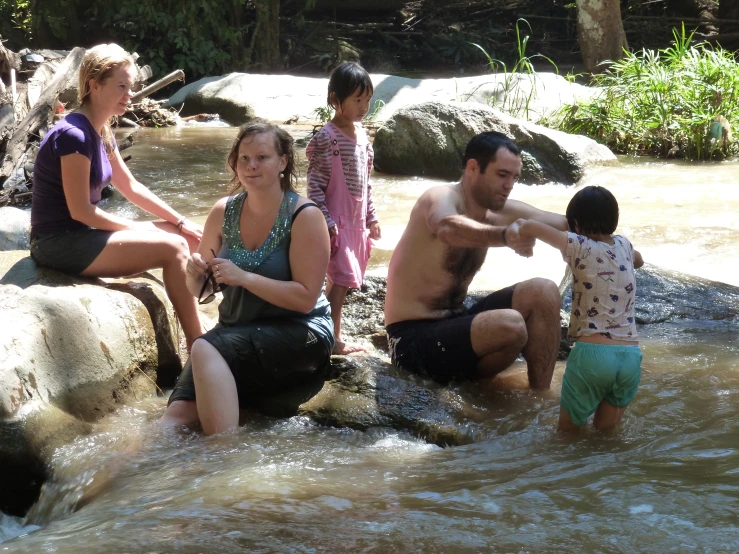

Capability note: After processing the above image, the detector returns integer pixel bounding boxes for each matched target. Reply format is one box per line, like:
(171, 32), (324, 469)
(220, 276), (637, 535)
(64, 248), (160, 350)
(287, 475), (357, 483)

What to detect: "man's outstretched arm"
(424, 187), (510, 248)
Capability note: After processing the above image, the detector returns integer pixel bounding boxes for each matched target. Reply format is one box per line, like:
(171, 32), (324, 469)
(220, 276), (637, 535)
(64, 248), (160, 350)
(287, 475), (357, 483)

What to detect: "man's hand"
(505, 219), (536, 258)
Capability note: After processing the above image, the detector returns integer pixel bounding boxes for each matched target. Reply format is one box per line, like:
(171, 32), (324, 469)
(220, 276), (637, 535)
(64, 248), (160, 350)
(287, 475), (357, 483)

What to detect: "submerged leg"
(190, 339), (240, 435)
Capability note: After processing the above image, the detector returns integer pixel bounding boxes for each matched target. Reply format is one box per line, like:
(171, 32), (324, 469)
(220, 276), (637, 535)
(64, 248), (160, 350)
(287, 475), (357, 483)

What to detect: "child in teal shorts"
(514, 185), (644, 431)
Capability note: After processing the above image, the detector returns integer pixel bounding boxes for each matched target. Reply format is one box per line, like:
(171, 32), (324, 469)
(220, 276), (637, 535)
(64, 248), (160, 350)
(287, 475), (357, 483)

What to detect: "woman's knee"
(190, 338), (215, 368)
(161, 234), (190, 264)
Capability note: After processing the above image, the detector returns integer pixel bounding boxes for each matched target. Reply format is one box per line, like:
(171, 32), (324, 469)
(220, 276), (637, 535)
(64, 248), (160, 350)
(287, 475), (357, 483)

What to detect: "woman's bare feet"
(333, 339), (368, 355)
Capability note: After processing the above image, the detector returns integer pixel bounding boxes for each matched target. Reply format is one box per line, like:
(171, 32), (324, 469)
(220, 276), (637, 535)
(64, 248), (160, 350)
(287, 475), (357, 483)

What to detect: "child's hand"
(329, 225), (339, 237)
(369, 221), (381, 240)
(506, 219), (536, 258)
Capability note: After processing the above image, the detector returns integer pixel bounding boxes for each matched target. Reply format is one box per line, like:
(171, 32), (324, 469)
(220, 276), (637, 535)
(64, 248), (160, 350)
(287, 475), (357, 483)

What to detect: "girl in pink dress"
(307, 62), (381, 354)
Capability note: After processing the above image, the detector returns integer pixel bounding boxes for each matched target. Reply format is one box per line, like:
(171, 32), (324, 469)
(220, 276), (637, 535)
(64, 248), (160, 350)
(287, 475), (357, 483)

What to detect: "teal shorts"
(560, 341), (642, 425)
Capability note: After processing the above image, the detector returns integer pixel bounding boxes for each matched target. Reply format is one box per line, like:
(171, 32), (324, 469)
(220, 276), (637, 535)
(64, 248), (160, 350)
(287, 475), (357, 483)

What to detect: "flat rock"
(164, 72), (598, 126)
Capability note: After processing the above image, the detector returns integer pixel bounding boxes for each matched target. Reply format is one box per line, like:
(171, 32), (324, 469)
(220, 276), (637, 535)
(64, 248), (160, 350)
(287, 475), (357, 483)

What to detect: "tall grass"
(471, 19), (558, 120)
(548, 25), (739, 159)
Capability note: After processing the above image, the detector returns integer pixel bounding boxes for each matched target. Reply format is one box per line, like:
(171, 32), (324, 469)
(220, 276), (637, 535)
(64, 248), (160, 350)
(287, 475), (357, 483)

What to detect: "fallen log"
(26, 58), (63, 110)
(130, 69), (184, 103)
(0, 47), (85, 186)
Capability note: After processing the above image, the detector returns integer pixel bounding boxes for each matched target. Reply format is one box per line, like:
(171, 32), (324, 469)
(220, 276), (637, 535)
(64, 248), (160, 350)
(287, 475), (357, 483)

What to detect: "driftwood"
(120, 97), (179, 127)
(0, 47), (85, 184)
(130, 69), (184, 103)
(0, 41), (20, 77)
(26, 58), (64, 110)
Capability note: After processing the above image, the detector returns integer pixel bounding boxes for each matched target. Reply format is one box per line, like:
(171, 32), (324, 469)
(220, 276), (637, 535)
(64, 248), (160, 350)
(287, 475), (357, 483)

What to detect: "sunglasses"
(198, 249), (223, 305)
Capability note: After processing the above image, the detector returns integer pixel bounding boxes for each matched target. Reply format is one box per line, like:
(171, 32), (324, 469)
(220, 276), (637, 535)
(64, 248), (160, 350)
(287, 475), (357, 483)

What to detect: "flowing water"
(2, 125), (738, 552)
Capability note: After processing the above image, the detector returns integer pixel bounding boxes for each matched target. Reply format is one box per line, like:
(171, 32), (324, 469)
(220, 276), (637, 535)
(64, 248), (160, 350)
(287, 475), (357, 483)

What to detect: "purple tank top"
(31, 113), (115, 236)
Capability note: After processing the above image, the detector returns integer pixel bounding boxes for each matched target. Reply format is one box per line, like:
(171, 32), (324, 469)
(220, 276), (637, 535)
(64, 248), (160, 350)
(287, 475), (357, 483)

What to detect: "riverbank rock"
(563, 264), (739, 329)
(164, 72), (596, 126)
(0, 250), (182, 515)
(373, 101), (617, 184)
(0, 207), (30, 251)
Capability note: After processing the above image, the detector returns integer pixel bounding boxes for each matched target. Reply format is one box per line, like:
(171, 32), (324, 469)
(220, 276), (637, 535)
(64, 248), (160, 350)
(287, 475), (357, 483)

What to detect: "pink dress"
(307, 122), (376, 289)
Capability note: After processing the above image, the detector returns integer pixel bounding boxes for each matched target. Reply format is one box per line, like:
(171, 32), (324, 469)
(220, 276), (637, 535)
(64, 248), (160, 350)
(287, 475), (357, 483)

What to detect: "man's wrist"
(502, 225), (510, 247)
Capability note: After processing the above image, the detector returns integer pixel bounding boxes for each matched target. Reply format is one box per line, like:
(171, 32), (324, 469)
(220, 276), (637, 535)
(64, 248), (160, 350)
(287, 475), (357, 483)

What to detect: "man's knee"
(475, 309), (527, 350)
(516, 278), (560, 311)
(504, 311), (528, 349)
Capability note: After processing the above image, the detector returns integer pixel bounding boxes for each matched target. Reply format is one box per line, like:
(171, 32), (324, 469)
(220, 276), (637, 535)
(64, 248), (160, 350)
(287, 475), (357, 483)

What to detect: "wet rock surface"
(0, 250), (181, 515)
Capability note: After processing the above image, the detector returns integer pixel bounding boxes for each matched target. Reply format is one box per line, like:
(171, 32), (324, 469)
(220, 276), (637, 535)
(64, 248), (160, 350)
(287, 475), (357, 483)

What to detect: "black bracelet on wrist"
(502, 225), (510, 246)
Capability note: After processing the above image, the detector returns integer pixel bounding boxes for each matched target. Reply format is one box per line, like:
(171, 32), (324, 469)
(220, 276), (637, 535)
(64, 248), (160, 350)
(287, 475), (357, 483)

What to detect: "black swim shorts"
(168, 319), (333, 408)
(30, 228), (113, 274)
(385, 285), (516, 384)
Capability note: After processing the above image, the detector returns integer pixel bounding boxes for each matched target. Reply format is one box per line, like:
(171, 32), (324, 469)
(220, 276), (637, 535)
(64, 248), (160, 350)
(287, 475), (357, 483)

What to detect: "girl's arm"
(515, 218), (568, 255)
(61, 153), (154, 232)
(109, 149), (203, 239)
(306, 131), (336, 230)
(212, 200), (330, 314)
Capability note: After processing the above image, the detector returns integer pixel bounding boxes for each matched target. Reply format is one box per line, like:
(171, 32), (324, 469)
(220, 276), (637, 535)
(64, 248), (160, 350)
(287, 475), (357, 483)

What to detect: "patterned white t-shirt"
(564, 232), (638, 341)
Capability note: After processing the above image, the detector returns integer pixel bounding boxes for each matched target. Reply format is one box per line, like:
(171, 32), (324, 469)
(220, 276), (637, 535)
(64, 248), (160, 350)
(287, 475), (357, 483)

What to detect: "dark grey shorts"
(168, 319), (333, 409)
(30, 228), (113, 274)
(386, 285), (517, 384)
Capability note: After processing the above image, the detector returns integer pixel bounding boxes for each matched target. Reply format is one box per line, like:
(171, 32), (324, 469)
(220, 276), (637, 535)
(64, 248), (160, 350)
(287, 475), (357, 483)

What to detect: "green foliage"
(312, 105), (333, 124)
(471, 19), (558, 119)
(548, 25), (739, 160)
(364, 99), (385, 122)
(93, 1), (242, 78)
(0, 0), (32, 43)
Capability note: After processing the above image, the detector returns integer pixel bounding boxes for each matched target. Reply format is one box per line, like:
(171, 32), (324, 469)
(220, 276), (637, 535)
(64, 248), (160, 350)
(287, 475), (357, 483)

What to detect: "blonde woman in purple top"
(306, 62), (381, 354)
(30, 44), (205, 349)
(514, 186), (645, 432)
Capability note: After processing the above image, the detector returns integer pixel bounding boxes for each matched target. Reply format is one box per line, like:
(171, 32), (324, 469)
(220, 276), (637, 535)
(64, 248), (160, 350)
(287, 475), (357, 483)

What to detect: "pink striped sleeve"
(306, 128), (336, 229)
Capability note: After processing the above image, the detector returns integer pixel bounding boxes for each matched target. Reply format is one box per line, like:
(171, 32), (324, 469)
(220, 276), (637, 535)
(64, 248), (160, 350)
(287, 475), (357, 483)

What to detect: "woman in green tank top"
(161, 121), (334, 435)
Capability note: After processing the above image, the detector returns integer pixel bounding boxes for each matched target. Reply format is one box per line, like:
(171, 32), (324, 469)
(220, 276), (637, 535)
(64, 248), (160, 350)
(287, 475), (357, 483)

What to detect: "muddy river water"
(1, 125), (737, 552)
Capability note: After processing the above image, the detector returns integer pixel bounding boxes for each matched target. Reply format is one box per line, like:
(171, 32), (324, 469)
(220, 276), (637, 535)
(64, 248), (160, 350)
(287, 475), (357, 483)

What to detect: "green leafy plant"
(312, 106), (333, 124)
(364, 99), (385, 122)
(470, 19), (558, 119)
(548, 24), (739, 160)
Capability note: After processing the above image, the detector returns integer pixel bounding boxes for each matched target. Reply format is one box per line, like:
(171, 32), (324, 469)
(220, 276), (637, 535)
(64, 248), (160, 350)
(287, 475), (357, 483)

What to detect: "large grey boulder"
(164, 72), (597, 126)
(0, 250), (182, 515)
(0, 207), (30, 251)
(373, 101), (617, 184)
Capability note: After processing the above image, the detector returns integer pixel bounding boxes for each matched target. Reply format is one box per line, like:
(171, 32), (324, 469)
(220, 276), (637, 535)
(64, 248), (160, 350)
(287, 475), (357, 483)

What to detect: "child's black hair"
(327, 62), (374, 110)
(566, 185), (619, 235)
(462, 131), (520, 174)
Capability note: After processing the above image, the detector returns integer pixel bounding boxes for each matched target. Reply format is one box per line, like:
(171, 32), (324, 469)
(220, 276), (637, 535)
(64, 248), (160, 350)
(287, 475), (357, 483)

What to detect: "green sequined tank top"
(216, 191), (332, 340)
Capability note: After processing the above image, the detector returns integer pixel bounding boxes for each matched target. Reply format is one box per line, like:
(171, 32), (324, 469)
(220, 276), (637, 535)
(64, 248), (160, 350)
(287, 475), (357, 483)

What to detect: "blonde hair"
(78, 44), (136, 157)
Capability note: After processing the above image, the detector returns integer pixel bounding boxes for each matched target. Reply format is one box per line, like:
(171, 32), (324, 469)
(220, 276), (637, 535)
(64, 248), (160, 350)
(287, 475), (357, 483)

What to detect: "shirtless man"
(384, 131), (566, 388)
